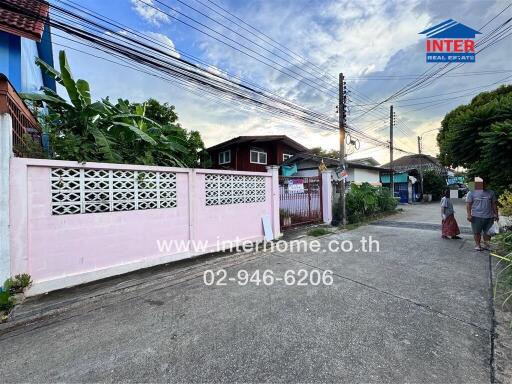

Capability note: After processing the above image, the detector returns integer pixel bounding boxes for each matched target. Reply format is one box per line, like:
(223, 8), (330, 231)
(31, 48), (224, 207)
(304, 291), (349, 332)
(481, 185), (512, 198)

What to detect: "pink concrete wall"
(194, 170), (272, 244)
(9, 159), (278, 294)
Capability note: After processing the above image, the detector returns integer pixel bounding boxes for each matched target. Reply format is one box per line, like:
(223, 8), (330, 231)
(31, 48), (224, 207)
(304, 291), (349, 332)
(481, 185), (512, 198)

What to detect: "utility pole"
(389, 105), (394, 196)
(417, 135), (423, 195)
(338, 73), (347, 225)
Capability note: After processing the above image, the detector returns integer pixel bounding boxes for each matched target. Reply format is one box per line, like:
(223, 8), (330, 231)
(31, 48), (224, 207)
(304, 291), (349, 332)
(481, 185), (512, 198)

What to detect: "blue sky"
(50, 0), (512, 163)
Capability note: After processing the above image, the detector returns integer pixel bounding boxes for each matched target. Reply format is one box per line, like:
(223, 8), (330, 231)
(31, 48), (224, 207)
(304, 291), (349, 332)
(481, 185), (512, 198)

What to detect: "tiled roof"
(207, 135), (309, 152)
(381, 154), (444, 171)
(282, 152), (389, 172)
(0, 0), (49, 41)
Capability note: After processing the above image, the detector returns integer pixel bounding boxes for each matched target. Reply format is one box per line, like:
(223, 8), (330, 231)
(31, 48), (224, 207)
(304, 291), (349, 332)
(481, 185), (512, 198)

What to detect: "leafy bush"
(422, 169), (446, 201)
(346, 183), (397, 223)
(499, 190), (512, 216)
(492, 232), (512, 309)
(376, 187), (397, 211)
(3, 274), (32, 294)
(14, 134), (48, 159)
(0, 291), (14, 312)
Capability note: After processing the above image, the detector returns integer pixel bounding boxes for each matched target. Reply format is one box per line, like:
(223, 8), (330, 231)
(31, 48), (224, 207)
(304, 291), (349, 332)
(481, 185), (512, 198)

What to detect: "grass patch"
(307, 228), (332, 237)
(492, 232), (512, 313)
(340, 209), (400, 231)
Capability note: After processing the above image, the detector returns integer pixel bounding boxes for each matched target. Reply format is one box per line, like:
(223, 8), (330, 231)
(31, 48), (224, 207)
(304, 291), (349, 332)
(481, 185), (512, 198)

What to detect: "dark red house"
(207, 135), (308, 172)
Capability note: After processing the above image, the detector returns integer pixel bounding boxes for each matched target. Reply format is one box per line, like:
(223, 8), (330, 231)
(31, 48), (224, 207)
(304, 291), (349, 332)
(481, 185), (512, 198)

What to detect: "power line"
(162, 0), (338, 91)
(352, 6), (512, 119)
(15, 1), (401, 150)
(196, 0), (338, 84)
(51, 38), (348, 136)
(344, 69), (512, 80)
(346, 74), (512, 106)
(130, 0), (339, 97)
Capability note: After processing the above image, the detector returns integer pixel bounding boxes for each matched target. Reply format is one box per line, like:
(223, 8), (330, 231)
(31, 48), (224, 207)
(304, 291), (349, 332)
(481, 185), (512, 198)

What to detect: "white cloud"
(145, 32), (180, 58)
(131, 0), (170, 26)
(308, 0), (431, 77)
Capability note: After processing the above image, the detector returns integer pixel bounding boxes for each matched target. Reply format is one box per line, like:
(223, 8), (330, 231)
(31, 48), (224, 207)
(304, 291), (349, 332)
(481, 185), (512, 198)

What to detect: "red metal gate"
(279, 176), (322, 228)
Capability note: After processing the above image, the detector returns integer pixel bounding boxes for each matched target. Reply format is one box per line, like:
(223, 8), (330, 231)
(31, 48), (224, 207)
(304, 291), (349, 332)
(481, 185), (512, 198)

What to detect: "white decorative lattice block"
(204, 174), (266, 206)
(51, 167), (177, 215)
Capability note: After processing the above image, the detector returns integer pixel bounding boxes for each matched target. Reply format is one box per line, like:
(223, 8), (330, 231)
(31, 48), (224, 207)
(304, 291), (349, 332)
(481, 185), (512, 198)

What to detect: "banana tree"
(103, 98), (187, 166)
(20, 50), (186, 166)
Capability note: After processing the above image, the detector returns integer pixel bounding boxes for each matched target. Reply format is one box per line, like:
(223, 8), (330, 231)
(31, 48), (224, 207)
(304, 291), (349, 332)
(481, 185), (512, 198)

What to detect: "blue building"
(381, 154), (447, 203)
(0, 0), (55, 93)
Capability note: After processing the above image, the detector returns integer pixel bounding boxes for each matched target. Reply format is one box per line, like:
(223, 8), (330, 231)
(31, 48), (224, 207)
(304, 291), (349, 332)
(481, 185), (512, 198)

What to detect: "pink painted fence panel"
(9, 159), (279, 295)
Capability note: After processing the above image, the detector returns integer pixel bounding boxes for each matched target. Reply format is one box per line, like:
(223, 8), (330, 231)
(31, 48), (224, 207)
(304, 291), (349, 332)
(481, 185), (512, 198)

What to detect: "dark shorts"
(471, 217), (494, 234)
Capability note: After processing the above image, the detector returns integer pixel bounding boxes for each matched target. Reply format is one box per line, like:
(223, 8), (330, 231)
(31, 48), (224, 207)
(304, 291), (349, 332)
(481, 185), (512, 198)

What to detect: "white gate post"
(266, 165), (281, 239)
(321, 170), (333, 224)
(188, 169), (197, 252)
(0, 113), (13, 286)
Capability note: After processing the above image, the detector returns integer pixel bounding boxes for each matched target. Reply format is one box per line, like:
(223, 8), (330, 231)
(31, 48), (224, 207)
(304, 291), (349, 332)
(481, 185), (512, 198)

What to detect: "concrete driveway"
(0, 202), (493, 383)
(395, 199), (470, 227)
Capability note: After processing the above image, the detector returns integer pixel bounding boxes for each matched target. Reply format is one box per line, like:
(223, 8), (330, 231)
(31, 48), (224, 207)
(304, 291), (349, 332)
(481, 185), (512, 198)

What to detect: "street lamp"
(418, 127), (440, 153)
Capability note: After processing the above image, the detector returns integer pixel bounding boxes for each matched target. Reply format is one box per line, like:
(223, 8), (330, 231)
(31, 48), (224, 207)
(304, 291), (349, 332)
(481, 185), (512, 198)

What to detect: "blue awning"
(381, 172), (409, 183)
(281, 164), (297, 176)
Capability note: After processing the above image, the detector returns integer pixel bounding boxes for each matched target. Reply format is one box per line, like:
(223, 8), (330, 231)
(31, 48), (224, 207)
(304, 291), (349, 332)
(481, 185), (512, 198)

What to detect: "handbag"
(487, 221), (500, 236)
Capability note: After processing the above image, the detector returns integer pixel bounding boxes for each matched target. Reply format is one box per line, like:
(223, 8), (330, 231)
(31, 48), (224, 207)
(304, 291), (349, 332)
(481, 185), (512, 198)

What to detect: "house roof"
(349, 157), (380, 166)
(419, 19), (481, 39)
(0, 0), (49, 42)
(381, 154), (443, 171)
(282, 152), (389, 172)
(207, 135), (309, 152)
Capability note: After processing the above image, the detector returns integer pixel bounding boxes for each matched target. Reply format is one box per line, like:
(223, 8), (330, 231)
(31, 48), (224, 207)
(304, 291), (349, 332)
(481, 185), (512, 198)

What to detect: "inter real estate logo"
(419, 19), (481, 63)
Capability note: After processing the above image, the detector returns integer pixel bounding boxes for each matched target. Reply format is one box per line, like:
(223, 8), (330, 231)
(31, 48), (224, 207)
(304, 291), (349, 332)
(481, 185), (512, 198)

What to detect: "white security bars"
(51, 168), (177, 215)
(205, 174), (266, 206)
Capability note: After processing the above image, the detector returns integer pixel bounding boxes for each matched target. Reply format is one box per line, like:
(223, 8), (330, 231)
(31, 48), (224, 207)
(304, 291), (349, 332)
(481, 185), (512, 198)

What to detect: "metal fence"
(279, 176), (322, 228)
(0, 74), (42, 155)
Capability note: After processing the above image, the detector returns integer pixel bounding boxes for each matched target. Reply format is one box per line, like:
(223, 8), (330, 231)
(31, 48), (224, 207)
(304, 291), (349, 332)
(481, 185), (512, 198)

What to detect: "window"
(283, 153), (293, 161)
(250, 149), (267, 164)
(218, 150), (231, 165)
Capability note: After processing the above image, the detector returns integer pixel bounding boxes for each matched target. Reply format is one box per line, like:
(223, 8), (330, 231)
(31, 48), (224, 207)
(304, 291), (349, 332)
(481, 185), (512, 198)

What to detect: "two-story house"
(207, 135), (308, 172)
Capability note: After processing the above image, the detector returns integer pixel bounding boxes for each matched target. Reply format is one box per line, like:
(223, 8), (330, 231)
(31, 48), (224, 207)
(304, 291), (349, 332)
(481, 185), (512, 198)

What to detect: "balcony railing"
(0, 74), (42, 156)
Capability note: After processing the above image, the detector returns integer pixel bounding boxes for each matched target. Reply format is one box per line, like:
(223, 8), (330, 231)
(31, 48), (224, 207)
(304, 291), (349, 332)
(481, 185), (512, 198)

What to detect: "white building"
(282, 153), (387, 185)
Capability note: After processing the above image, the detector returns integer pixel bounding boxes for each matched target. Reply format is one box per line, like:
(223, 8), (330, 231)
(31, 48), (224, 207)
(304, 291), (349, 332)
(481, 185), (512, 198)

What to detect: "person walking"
(466, 177), (499, 251)
(441, 189), (461, 239)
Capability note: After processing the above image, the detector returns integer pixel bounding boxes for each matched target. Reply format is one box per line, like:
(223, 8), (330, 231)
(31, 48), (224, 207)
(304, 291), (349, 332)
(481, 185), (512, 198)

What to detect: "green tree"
(422, 169), (446, 201)
(20, 50), (207, 168)
(131, 98), (210, 167)
(345, 183), (397, 223)
(310, 147), (340, 159)
(437, 84), (512, 193)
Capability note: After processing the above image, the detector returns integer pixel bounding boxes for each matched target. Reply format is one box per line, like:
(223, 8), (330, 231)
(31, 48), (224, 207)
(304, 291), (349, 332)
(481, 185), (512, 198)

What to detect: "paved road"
(0, 203), (492, 383)
(396, 199), (470, 228)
